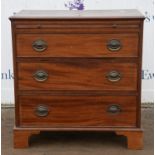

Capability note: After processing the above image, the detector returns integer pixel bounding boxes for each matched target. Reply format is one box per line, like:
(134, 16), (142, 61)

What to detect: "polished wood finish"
(116, 130), (143, 149)
(10, 10), (144, 149)
(14, 128), (40, 148)
(9, 10), (144, 19)
(19, 95), (137, 127)
(18, 61), (138, 91)
(14, 20), (141, 34)
(14, 127), (143, 148)
(16, 33), (139, 57)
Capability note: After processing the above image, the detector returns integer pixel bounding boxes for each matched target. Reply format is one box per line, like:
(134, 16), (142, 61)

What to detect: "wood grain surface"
(19, 95), (137, 127)
(17, 61), (138, 91)
(16, 33), (139, 57)
(10, 10), (144, 149)
(10, 10), (144, 19)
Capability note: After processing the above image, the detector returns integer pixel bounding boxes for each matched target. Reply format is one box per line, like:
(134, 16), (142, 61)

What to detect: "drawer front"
(15, 20), (141, 33)
(19, 95), (137, 127)
(16, 33), (139, 57)
(18, 60), (137, 91)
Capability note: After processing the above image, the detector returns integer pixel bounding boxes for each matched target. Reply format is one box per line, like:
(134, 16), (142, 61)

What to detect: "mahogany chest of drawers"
(10, 10), (144, 149)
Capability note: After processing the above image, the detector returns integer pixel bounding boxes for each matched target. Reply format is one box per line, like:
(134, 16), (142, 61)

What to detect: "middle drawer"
(17, 60), (137, 91)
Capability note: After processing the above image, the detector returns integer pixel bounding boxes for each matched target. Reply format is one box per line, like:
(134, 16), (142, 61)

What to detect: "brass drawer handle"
(107, 105), (121, 114)
(35, 105), (49, 117)
(107, 39), (121, 51)
(33, 70), (48, 82)
(32, 39), (47, 52)
(106, 71), (121, 82)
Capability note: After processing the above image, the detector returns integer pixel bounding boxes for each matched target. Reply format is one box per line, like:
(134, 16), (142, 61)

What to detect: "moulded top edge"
(9, 9), (145, 20)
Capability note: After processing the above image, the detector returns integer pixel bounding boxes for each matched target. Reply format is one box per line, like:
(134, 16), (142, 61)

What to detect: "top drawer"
(16, 33), (139, 57)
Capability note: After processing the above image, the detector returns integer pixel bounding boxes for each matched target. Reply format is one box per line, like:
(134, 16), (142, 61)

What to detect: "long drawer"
(16, 33), (139, 57)
(19, 95), (137, 128)
(17, 60), (138, 91)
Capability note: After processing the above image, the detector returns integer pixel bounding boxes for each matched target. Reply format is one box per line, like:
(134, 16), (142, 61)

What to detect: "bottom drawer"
(19, 95), (137, 127)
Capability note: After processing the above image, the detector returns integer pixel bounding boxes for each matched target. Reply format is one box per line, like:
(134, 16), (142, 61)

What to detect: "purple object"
(65, 0), (84, 10)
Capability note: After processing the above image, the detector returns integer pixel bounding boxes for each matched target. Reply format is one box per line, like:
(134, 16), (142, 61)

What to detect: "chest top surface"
(9, 9), (144, 20)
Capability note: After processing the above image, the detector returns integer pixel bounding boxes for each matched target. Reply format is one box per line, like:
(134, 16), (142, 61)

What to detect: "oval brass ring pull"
(107, 39), (121, 51)
(32, 39), (47, 52)
(33, 70), (48, 82)
(35, 105), (49, 117)
(107, 104), (121, 114)
(106, 70), (121, 82)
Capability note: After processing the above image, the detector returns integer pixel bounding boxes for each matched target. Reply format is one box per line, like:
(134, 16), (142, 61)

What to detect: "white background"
(1, 0), (154, 104)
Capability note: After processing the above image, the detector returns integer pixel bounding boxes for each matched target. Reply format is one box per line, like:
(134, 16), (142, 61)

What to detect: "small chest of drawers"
(10, 10), (144, 149)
